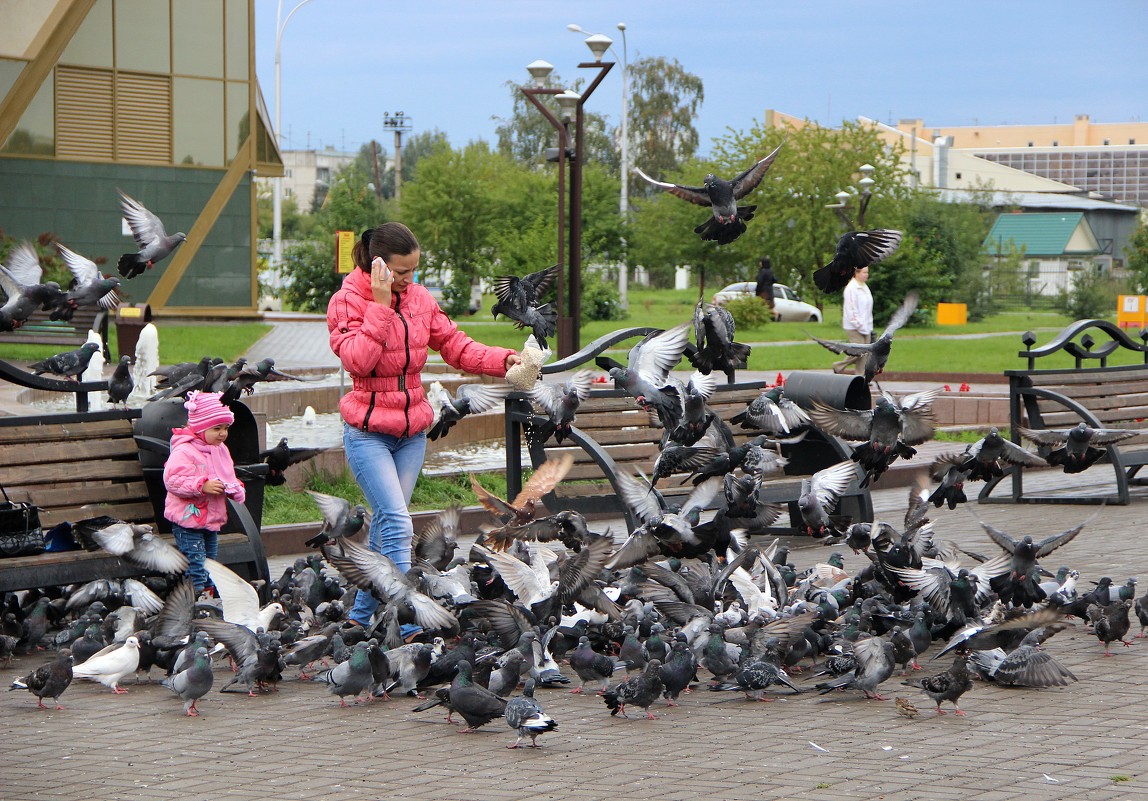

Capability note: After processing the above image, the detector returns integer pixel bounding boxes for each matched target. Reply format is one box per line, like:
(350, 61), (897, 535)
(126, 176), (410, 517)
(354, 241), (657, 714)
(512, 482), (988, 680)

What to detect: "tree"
(353, 140), (389, 201)
(626, 56), (704, 188)
(493, 72), (616, 170)
(378, 129), (450, 199)
(1125, 219), (1148, 294)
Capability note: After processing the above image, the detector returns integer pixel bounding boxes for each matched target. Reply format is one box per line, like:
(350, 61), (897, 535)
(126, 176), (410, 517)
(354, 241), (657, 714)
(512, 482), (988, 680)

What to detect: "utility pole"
(383, 112), (412, 204)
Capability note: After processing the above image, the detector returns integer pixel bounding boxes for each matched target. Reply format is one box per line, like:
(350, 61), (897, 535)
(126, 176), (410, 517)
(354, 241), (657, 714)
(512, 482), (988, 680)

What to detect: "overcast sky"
(254, 0), (1148, 158)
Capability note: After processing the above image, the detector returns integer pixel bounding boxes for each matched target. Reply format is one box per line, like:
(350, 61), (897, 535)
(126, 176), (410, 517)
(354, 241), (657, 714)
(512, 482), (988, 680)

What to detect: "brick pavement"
(5, 476), (1148, 801)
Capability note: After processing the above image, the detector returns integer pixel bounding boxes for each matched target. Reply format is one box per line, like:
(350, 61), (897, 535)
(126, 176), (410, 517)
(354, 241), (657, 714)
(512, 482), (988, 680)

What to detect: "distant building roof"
(983, 212), (1103, 256)
(939, 188), (1140, 213)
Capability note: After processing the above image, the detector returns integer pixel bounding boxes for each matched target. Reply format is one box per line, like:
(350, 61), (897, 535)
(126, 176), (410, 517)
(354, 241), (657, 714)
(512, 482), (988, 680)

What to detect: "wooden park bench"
(0, 406), (271, 597)
(0, 307), (109, 358)
(503, 327), (874, 535)
(980, 319), (1148, 505)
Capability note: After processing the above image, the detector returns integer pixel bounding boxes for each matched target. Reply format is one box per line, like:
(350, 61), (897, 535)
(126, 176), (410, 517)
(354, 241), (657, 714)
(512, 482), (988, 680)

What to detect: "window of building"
(1131, 139), (1137, 145)
(115, 0), (170, 73)
(2, 66), (54, 155)
(316, 166), (331, 183)
(60, 0), (113, 68)
(174, 77), (224, 166)
(1052, 141), (1058, 147)
(225, 0), (249, 81)
(1103, 139), (1110, 146)
(955, 172), (962, 180)
(226, 80), (248, 162)
(1027, 141), (1033, 147)
(173, 0), (224, 79)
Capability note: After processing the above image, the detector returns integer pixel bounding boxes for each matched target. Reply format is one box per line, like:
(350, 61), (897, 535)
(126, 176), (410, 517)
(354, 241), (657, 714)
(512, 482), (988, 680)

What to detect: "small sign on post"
(1117, 295), (1146, 329)
(336, 230), (355, 274)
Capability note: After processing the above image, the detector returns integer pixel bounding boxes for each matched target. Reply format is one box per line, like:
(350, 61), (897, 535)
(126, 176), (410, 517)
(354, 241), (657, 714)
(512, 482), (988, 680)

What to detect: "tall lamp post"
(519, 51), (613, 357)
(825, 163), (876, 231)
(568, 23), (629, 311)
(382, 111), (412, 204)
(272, 0), (317, 276)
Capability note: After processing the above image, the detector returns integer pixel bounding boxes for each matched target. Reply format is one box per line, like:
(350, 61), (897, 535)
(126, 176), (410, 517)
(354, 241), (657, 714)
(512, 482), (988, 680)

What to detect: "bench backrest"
(0, 412), (151, 529)
(0, 307), (108, 353)
(1011, 364), (1148, 448)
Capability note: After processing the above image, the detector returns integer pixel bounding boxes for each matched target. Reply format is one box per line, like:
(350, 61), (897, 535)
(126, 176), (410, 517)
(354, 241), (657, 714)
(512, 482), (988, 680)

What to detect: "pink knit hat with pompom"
(184, 391), (234, 434)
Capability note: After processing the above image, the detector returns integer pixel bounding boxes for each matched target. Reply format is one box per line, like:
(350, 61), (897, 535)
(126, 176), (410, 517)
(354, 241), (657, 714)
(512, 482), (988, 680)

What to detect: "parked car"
(711, 282), (823, 322)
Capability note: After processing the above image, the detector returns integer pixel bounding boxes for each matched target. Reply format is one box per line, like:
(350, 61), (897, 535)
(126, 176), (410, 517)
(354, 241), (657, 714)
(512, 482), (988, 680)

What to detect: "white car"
(711, 282), (823, 322)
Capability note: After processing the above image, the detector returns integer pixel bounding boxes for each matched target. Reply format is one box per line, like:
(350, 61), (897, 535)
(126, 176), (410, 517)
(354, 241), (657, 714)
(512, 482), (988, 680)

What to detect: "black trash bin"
(781, 370), (871, 413)
(115, 304), (152, 359)
(134, 396), (268, 532)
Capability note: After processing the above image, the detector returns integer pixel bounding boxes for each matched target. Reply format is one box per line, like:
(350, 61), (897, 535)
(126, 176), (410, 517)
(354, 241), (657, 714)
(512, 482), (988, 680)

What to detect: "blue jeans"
(173, 524), (218, 592)
(343, 423), (426, 628)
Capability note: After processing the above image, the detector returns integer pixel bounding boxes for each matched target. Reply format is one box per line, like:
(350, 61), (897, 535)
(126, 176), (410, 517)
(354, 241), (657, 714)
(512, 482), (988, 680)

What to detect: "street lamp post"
(826, 163), (876, 231)
(383, 111), (412, 204)
(569, 22), (629, 310)
(519, 55), (613, 358)
(272, 0), (317, 277)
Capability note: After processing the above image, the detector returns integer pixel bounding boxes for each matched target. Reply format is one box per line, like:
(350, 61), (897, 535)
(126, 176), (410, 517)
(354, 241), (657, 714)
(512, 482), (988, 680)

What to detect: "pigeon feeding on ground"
(9, 649), (73, 709)
(902, 651), (973, 716)
(505, 679), (557, 748)
(54, 243), (120, 321)
(633, 142), (783, 245)
(117, 189), (187, 279)
(490, 264), (558, 350)
(312, 641), (374, 706)
(1015, 422), (1139, 474)
(813, 229), (904, 293)
(27, 342), (101, 381)
(71, 635), (141, 693)
(162, 646), (214, 715)
(809, 290), (919, 384)
(603, 658), (665, 719)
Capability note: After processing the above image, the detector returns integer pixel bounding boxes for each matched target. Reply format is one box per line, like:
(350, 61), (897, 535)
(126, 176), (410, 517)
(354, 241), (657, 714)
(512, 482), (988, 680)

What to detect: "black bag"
(0, 485), (45, 558)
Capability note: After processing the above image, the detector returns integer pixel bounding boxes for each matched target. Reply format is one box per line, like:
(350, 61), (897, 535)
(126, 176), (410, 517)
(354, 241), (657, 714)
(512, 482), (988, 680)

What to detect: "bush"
(723, 296), (773, 329)
(1059, 269), (1123, 320)
(580, 277), (627, 323)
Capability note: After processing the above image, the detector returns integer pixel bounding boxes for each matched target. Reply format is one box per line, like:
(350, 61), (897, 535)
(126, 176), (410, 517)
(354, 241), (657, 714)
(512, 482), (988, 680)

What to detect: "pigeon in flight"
(0, 241), (65, 330)
(427, 381), (511, 442)
(597, 323), (691, 430)
(259, 437), (325, 486)
(809, 290), (919, 384)
(491, 264), (559, 350)
(117, 189), (187, 279)
(303, 490), (370, 549)
(53, 244), (121, 321)
(634, 143), (783, 245)
(813, 229), (904, 293)
(1015, 422), (1139, 474)
(527, 369), (594, 446)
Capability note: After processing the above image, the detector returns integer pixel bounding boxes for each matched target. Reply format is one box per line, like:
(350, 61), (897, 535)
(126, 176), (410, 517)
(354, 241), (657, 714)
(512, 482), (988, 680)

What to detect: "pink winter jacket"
(327, 268), (515, 437)
(163, 429), (246, 531)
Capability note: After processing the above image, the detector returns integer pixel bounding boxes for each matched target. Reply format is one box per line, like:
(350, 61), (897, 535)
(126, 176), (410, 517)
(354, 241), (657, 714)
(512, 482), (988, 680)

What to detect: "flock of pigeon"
(5, 148), (1146, 748)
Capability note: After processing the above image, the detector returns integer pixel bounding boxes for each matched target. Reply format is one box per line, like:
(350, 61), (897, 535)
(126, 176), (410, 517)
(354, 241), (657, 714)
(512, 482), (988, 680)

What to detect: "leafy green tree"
(257, 193), (313, 240)
(1124, 220), (1148, 294)
(354, 140), (389, 200)
(494, 71), (616, 170)
(378, 129), (450, 199)
(626, 56), (704, 185)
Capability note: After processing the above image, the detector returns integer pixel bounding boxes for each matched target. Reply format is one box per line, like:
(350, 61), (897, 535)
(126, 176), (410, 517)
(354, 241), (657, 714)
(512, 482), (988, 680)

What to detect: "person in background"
(327, 222), (521, 639)
(163, 391), (245, 595)
(755, 256), (777, 318)
(833, 265), (874, 374)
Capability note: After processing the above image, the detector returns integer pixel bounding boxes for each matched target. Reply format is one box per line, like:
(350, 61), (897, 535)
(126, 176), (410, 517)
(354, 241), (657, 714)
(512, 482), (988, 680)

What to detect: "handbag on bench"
(0, 484), (45, 558)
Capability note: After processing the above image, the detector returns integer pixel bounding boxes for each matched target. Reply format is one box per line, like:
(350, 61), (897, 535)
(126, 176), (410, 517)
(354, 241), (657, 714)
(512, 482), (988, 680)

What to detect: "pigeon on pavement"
(901, 651), (973, 715)
(505, 678), (557, 748)
(633, 143), (783, 245)
(312, 641), (374, 706)
(117, 190), (187, 279)
(603, 658), (665, 719)
(162, 646), (214, 715)
(72, 635), (141, 693)
(9, 649), (73, 709)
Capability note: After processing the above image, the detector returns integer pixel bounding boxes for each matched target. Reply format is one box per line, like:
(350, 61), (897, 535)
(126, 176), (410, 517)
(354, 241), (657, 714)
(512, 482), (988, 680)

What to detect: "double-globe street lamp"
(825, 163), (876, 231)
(567, 22), (629, 311)
(519, 43), (614, 357)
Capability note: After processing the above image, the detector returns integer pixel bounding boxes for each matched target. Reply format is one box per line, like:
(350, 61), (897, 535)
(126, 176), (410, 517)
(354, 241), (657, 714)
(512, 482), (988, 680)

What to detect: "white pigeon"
(72, 635), (140, 693)
(204, 559), (285, 632)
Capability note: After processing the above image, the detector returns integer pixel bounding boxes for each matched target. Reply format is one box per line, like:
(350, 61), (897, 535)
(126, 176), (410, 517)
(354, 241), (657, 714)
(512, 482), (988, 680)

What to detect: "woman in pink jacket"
(328, 222), (520, 633)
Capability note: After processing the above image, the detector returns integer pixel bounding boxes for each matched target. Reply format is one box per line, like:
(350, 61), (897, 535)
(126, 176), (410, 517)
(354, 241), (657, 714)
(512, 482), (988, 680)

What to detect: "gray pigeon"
(9, 649), (74, 709)
(814, 634), (896, 700)
(305, 491), (371, 549)
(28, 342), (101, 380)
(449, 659), (507, 732)
(504, 679), (557, 748)
(597, 322), (692, 430)
(117, 189), (187, 279)
(107, 355), (134, 406)
(54, 243), (120, 321)
(814, 228), (904, 293)
(490, 264), (558, 350)
(0, 241), (65, 329)
(312, 641), (373, 706)
(958, 426), (1047, 482)
(809, 290), (919, 383)
(633, 143), (783, 245)
(1016, 422), (1139, 474)
(603, 659), (665, 719)
(528, 370), (594, 446)
(427, 381), (511, 442)
(690, 301), (750, 381)
(162, 646), (214, 716)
